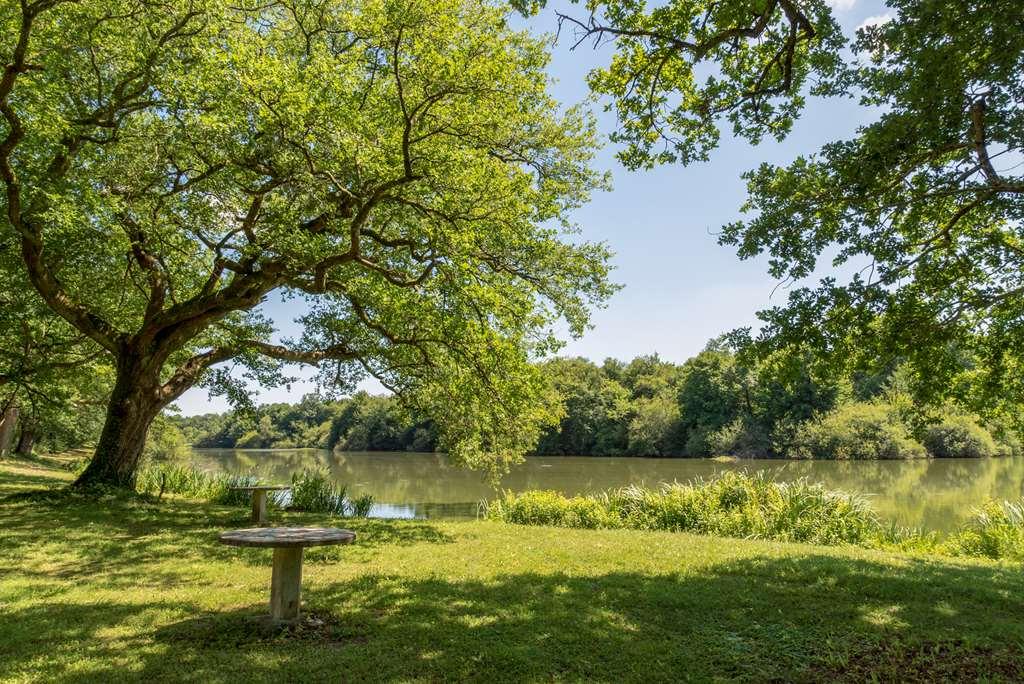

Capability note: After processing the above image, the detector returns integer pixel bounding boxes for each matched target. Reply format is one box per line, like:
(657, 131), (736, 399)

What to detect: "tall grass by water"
(136, 463), (258, 506)
(947, 500), (1024, 560)
(134, 463), (373, 517)
(289, 468), (374, 516)
(487, 471), (1024, 561)
(488, 471), (879, 545)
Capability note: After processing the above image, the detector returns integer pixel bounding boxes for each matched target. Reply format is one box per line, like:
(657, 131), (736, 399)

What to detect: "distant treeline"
(171, 393), (438, 453)
(169, 341), (1022, 459)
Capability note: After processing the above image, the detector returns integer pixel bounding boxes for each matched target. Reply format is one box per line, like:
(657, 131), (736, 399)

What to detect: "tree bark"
(0, 404), (18, 457)
(74, 355), (162, 489)
(14, 422), (34, 456)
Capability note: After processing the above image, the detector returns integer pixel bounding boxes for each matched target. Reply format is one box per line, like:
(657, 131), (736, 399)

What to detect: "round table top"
(229, 485), (290, 491)
(219, 527), (356, 548)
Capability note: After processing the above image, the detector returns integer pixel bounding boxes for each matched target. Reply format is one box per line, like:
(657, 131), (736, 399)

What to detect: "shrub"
(206, 474), (263, 506)
(288, 468), (348, 515)
(488, 471), (879, 546)
(790, 402), (926, 460)
(986, 416), (1023, 457)
(349, 494), (375, 518)
(706, 419), (771, 458)
(133, 463), (374, 517)
(923, 415), (1004, 458)
(143, 416), (188, 461)
(235, 430), (264, 449)
(946, 500), (1024, 561)
(489, 477), (1024, 561)
(287, 468), (373, 517)
(487, 490), (621, 529)
(872, 523), (942, 555)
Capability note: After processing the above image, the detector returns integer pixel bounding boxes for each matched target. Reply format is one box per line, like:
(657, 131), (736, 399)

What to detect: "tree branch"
(970, 97), (1024, 194)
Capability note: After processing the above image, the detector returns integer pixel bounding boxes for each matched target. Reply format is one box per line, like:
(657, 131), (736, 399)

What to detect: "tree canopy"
(520, 0), (1024, 420)
(7, 0), (1021, 481)
(516, 0), (843, 167)
(720, 0), (1024, 414)
(1, 0), (614, 485)
(0, 253), (108, 454)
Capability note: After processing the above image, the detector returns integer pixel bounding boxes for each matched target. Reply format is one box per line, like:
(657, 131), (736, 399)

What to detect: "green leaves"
(1, 0), (615, 476)
(526, 0), (844, 168)
(722, 0), (1024, 414)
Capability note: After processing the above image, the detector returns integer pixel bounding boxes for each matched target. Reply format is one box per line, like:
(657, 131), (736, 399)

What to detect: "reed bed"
(487, 470), (1024, 560)
(135, 463), (374, 517)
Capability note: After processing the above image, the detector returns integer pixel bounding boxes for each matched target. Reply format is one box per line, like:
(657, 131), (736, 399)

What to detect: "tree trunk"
(15, 422), (35, 456)
(74, 357), (162, 489)
(0, 404), (18, 457)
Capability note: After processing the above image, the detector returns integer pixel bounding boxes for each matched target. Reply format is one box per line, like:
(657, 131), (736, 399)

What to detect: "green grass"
(2, 458), (1023, 682)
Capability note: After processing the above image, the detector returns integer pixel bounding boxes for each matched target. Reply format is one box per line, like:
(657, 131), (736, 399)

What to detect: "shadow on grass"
(154, 606), (369, 648)
(0, 598), (203, 682)
(4, 553), (1021, 683)
(291, 559), (1023, 682)
(3, 487), (1023, 682)
(0, 468), (72, 490)
(0, 487), (454, 590)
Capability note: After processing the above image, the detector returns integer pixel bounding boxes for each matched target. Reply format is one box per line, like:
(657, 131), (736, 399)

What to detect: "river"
(184, 448), (1024, 532)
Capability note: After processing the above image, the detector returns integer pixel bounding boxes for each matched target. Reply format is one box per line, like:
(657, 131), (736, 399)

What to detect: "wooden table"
(230, 485), (290, 524)
(219, 527), (356, 622)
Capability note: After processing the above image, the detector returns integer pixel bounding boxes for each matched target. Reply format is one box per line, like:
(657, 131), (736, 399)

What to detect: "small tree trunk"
(0, 404), (19, 457)
(74, 357), (162, 489)
(15, 423), (35, 456)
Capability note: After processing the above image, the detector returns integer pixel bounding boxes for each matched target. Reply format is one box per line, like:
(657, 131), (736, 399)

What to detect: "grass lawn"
(2, 458), (1023, 683)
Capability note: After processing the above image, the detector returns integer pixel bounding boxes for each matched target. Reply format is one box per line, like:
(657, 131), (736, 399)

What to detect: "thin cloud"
(857, 13), (894, 32)
(828, 0), (858, 11)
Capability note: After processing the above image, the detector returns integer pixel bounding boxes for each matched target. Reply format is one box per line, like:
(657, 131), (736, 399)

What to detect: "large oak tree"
(1, 0), (617, 487)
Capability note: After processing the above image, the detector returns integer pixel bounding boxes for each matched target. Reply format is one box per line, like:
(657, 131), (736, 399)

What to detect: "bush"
(488, 471), (879, 546)
(872, 523), (942, 555)
(986, 416), (1023, 457)
(349, 493), (375, 518)
(923, 415), (1004, 458)
(488, 490), (621, 529)
(706, 419), (771, 458)
(287, 468), (373, 517)
(946, 500), (1024, 561)
(133, 463), (374, 516)
(143, 416), (188, 461)
(488, 477), (1024, 561)
(790, 402), (926, 460)
(288, 468), (348, 515)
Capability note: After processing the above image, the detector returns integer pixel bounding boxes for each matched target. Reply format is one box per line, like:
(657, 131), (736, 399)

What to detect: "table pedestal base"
(270, 547), (303, 622)
(251, 490), (269, 525)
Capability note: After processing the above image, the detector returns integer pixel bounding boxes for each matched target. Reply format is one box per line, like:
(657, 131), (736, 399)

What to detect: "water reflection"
(183, 449), (1024, 532)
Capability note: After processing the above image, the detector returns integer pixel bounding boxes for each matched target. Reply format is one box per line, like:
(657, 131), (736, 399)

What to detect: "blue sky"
(174, 0), (890, 415)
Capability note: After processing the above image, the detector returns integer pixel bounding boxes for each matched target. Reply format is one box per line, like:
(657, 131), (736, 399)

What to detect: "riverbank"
(187, 448), (1024, 531)
(2, 458), (1023, 682)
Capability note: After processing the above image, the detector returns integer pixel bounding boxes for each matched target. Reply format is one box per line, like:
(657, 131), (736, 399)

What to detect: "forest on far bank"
(167, 339), (1023, 461)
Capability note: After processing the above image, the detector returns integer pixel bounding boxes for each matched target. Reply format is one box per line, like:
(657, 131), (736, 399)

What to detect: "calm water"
(186, 449), (1024, 532)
